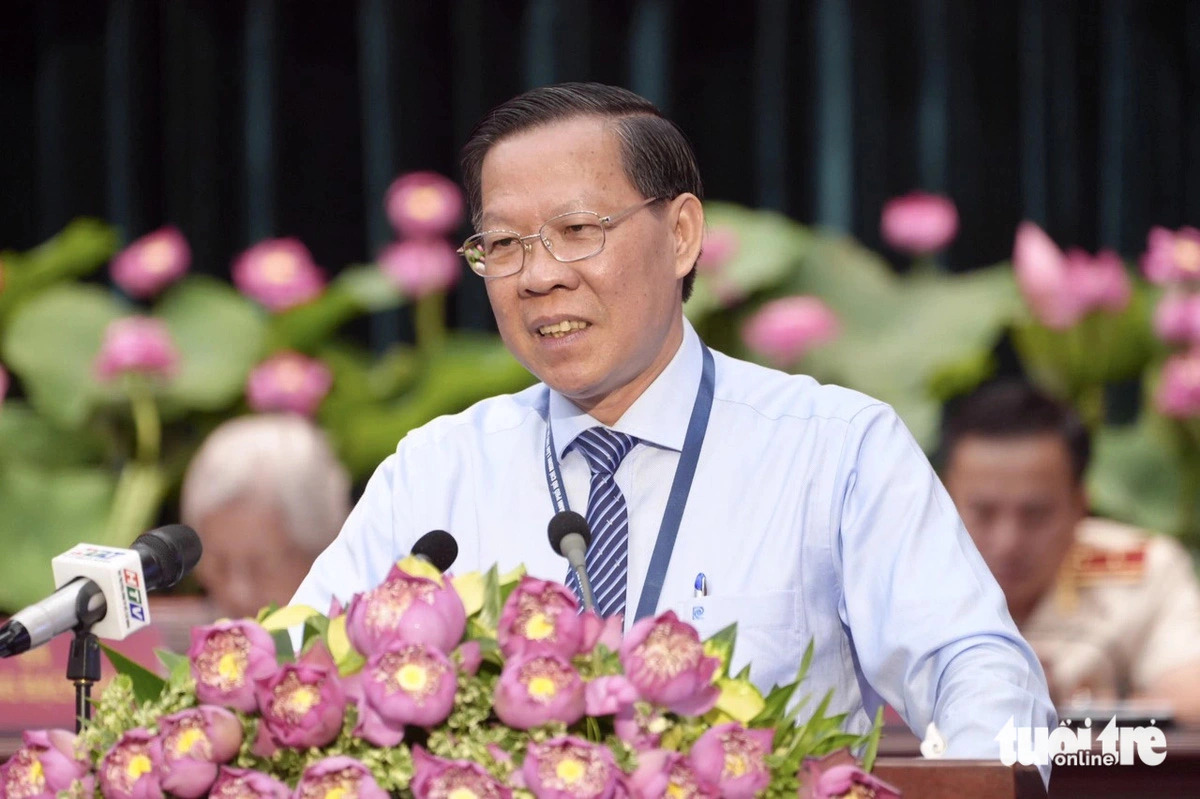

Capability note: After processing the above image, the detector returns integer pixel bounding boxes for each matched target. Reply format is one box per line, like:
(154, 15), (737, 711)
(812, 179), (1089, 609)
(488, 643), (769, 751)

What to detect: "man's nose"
(519, 237), (578, 294)
(989, 518), (1026, 559)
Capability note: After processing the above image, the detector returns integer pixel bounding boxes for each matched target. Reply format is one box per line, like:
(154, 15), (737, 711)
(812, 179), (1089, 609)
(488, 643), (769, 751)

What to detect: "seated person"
(181, 414), (350, 619)
(941, 379), (1200, 721)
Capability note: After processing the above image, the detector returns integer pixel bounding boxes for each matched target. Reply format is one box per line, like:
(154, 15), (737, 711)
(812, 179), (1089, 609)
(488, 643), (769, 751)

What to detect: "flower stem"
(1077, 383), (1106, 431)
(415, 293), (447, 354)
(127, 376), (161, 464)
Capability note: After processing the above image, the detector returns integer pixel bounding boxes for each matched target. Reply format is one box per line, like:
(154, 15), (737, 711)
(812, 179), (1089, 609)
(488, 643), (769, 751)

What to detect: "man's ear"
(670, 193), (704, 281)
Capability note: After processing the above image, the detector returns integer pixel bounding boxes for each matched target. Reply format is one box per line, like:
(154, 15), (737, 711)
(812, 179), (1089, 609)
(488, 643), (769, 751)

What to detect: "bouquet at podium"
(1, 557), (897, 798)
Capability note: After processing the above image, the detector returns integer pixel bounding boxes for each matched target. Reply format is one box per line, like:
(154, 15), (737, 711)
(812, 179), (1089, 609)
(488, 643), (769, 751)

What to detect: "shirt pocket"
(671, 590), (800, 691)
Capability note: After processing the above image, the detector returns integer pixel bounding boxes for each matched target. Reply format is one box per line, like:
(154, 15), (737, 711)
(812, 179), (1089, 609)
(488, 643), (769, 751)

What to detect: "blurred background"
(1, 1), (1199, 611)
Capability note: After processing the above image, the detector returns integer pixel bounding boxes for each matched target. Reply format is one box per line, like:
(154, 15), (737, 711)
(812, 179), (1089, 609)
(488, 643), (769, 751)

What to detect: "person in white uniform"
(293, 82), (1054, 777)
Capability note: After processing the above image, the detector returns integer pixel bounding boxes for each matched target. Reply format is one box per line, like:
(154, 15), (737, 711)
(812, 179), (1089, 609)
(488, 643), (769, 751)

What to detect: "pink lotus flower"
(245, 351), (333, 416)
(688, 723), (774, 799)
(111, 226), (190, 299)
(741, 297), (838, 368)
(619, 611), (720, 716)
(379, 238), (462, 298)
(0, 729), (93, 798)
(208, 766), (291, 799)
(411, 747), (512, 799)
(1013, 222), (1083, 329)
(1141, 226), (1200, 285)
(293, 756), (388, 799)
(1154, 293), (1200, 345)
(157, 706), (243, 799)
(232, 238), (326, 312)
(1014, 223), (1131, 328)
(493, 652), (586, 729)
(1156, 350), (1200, 418)
(361, 642), (457, 732)
(456, 640), (483, 676)
(254, 646), (347, 750)
(584, 675), (639, 716)
(385, 171), (465, 239)
(624, 750), (717, 799)
(880, 191), (959, 255)
(614, 703), (666, 751)
(345, 562), (467, 657)
(497, 576), (587, 659)
(0, 363), (8, 410)
(799, 763), (900, 799)
(696, 227), (739, 274)
(188, 620), (277, 713)
(95, 317), (179, 381)
(1065, 248), (1131, 314)
(98, 728), (163, 799)
(581, 612), (624, 653)
(523, 736), (619, 799)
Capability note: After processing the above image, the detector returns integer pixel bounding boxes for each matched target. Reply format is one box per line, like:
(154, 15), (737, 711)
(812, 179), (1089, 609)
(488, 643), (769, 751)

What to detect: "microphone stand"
(67, 583), (107, 732)
(66, 627), (101, 732)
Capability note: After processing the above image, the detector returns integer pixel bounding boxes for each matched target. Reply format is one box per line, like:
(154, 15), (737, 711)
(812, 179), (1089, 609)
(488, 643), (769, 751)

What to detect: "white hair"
(180, 414), (351, 554)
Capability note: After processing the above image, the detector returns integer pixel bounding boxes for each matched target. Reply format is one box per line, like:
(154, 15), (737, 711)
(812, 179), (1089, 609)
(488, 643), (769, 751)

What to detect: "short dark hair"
(938, 380), (1092, 484)
(460, 82), (704, 301)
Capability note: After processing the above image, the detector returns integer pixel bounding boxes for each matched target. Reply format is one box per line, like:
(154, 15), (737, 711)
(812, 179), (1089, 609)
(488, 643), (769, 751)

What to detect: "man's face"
(478, 116), (696, 420)
(944, 434), (1086, 620)
(194, 497), (317, 619)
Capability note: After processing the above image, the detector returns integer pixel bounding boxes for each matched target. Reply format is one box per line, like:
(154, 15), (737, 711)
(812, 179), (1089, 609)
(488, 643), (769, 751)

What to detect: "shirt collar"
(548, 318), (703, 457)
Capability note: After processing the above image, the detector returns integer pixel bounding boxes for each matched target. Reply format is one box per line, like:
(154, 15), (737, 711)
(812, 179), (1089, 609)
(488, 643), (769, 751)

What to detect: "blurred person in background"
(181, 414), (350, 619)
(941, 380), (1200, 722)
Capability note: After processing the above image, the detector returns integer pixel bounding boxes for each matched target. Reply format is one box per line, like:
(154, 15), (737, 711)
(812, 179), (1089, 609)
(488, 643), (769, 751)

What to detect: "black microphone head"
(412, 530), (458, 572)
(548, 511), (591, 556)
(132, 524), (203, 591)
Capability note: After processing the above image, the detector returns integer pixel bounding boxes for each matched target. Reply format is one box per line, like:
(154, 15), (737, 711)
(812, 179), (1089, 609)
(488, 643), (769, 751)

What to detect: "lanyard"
(543, 343), (716, 621)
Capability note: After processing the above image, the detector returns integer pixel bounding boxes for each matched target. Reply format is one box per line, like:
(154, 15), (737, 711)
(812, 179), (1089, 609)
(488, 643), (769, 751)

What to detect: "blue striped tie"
(565, 427), (638, 618)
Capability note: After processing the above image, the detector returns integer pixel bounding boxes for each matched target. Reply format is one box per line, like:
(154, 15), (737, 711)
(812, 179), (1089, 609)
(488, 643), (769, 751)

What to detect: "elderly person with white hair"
(181, 414), (350, 619)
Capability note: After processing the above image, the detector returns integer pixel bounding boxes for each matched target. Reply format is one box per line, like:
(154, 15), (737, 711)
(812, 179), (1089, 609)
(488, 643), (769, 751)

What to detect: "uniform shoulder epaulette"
(1071, 540), (1148, 585)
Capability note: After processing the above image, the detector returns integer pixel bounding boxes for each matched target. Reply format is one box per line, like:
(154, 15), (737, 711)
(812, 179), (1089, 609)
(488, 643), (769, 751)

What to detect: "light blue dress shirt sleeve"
(833, 402), (1056, 780)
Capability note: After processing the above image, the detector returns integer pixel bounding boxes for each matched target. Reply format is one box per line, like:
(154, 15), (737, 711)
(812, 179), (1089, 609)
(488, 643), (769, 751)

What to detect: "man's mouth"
(537, 320), (591, 338)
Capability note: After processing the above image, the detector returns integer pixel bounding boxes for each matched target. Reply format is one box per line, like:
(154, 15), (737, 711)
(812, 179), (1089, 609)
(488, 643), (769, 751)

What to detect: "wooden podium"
(873, 758), (1046, 798)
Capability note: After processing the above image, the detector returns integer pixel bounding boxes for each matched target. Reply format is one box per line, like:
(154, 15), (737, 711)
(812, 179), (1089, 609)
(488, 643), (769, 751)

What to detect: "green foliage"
(1011, 286), (1157, 427)
(3, 284), (127, 427)
(0, 462), (114, 610)
(101, 643), (167, 703)
(157, 278), (267, 411)
(0, 218), (120, 328)
(265, 264), (400, 352)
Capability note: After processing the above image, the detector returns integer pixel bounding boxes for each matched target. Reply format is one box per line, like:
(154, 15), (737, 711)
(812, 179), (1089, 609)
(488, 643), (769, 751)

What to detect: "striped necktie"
(565, 427), (638, 618)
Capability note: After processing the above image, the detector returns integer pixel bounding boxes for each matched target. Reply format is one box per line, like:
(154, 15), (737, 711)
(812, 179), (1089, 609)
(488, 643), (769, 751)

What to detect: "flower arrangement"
(0, 558), (892, 799)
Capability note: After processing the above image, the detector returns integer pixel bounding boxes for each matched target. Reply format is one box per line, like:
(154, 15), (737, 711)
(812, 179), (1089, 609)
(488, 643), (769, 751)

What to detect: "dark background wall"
(3, 0), (1198, 345)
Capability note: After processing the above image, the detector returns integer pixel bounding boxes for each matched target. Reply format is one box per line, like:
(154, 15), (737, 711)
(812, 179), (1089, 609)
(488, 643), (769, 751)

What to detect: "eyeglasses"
(457, 197), (661, 278)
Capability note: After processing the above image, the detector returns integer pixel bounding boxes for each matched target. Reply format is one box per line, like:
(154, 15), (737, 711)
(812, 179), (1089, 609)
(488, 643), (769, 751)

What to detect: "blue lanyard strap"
(544, 343), (716, 621)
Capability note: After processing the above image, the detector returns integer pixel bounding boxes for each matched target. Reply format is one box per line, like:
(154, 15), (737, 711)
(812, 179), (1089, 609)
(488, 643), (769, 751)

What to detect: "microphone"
(548, 511), (594, 612)
(0, 525), (203, 658)
(411, 529), (458, 572)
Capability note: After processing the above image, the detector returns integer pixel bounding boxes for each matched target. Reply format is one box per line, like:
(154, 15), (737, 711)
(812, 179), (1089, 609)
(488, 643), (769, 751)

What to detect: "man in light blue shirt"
(293, 83), (1054, 777)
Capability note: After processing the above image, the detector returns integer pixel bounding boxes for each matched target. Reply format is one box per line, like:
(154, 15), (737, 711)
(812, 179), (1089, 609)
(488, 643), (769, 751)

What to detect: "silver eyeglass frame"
(457, 196), (661, 278)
